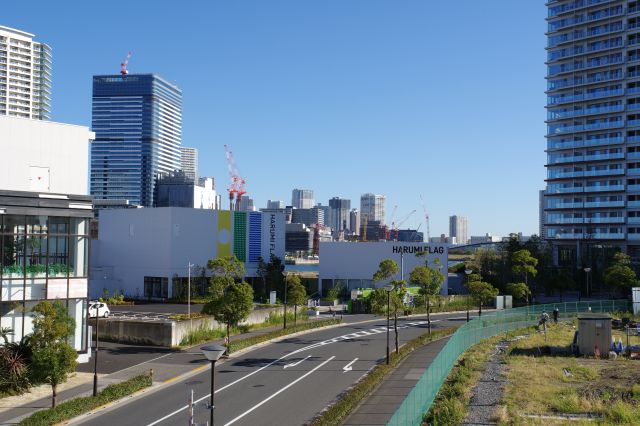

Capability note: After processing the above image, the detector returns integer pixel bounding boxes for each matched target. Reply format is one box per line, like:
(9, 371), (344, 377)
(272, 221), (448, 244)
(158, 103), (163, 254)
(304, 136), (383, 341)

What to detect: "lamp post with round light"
(384, 284), (393, 365)
(584, 267), (591, 299)
(464, 268), (472, 322)
(201, 344), (226, 426)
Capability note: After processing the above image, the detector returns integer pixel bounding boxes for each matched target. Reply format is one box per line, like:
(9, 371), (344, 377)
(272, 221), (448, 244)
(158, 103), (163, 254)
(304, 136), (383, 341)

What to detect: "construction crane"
(120, 52), (132, 76)
(387, 205), (398, 241)
(362, 216), (368, 242)
(393, 210), (416, 241)
(420, 194), (431, 241)
(224, 145), (238, 210)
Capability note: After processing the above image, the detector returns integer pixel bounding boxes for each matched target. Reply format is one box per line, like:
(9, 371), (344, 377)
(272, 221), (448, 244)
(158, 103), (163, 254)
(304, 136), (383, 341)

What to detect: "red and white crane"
(223, 144), (247, 211)
(120, 52), (132, 76)
(420, 194), (431, 241)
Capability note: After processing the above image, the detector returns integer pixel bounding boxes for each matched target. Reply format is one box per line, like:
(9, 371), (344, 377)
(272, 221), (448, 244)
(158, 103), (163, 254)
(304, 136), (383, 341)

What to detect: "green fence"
(387, 299), (631, 426)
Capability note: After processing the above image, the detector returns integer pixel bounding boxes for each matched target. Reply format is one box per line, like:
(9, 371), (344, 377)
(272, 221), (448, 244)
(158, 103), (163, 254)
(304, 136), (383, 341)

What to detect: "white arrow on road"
(343, 358), (358, 373)
(283, 355), (311, 369)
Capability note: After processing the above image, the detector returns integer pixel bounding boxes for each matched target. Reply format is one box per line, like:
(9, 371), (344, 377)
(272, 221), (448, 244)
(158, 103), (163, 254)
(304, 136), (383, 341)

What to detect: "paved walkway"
(343, 335), (451, 426)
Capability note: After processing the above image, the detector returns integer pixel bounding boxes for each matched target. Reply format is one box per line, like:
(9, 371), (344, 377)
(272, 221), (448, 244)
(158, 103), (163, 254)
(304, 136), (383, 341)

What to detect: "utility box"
(577, 313), (612, 357)
(493, 295), (513, 310)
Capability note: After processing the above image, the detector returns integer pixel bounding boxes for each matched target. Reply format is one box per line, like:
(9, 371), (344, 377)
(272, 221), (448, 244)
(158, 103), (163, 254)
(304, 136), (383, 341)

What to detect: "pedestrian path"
(343, 335), (451, 426)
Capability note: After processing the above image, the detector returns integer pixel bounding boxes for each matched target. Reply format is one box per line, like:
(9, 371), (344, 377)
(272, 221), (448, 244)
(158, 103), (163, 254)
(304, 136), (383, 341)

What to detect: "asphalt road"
(77, 312), (468, 426)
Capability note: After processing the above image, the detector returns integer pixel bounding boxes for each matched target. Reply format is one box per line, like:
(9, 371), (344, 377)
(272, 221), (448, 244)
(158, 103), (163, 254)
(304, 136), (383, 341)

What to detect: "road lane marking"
(223, 356), (336, 426)
(147, 319), (435, 425)
(283, 355), (311, 369)
(343, 358), (358, 373)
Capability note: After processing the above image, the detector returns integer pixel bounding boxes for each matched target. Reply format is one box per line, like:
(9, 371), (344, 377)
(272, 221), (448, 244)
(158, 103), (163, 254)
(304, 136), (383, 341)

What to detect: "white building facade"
(0, 26), (52, 120)
(0, 116), (95, 359)
(180, 147), (198, 182)
(360, 193), (386, 224)
(449, 215), (468, 245)
(291, 189), (314, 209)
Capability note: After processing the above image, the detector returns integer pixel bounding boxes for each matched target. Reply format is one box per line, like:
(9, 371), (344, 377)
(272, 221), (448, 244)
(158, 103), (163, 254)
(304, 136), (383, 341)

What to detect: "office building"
(291, 207), (324, 227)
(285, 223), (314, 253)
(155, 172), (216, 209)
(350, 208), (360, 236)
(449, 215), (468, 245)
(291, 189), (314, 209)
(315, 204), (331, 229)
(539, 189), (546, 238)
(238, 195), (255, 212)
(0, 26), (51, 120)
(267, 200), (285, 209)
(329, 197), (351, 232)
(544, 0), (640, 262)
(90, 74), (182, 208)
(180, 147), (198, 182)
(360, 193), (386, 224)
(0, 116), (94, 360)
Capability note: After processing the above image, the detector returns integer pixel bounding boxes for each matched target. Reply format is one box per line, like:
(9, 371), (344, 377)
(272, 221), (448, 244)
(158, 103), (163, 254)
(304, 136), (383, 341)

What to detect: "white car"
(88, 301), (110, 318)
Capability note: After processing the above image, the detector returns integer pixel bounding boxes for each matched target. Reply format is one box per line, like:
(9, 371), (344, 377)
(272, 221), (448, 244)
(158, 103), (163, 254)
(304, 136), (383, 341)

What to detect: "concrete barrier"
(96, 306), (286, 347)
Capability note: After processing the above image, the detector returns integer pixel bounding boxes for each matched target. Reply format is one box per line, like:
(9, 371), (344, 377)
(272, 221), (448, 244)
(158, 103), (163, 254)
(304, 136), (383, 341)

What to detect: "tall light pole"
(283, 272), (288, 329)
(584, 267), (591, 299)
(464, 268), (472, 322)
(201, 344), (226, 426)
(188, 262), (193, 333)
(384, 284), (393, 365)
(93, 305), (99, 396)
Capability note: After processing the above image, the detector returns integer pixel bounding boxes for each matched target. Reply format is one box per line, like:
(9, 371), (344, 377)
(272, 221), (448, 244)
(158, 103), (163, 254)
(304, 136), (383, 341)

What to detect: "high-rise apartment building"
(350, 208), (360, 236)
(360, 193), (386, 224)
(267, 200), (285, 209)
(0, 26), (51, 120)
(291, 189), (314, 209)
(180, 147), (198, 182)
(544, 0), (638, 261)
(90, 74), (182, 208)
(449, 215), (468, 245)
(291, 207), (324, 227)
(329, 197), (351, 232)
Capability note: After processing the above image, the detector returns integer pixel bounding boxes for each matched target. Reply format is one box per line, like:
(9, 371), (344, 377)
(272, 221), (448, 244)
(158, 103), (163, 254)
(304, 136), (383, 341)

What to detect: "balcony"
(549, 186), (584, 194)
(548, 202), (584, 209)
(547, 218), (585, 224)
(548, 137), (624, 150)
(587, 217), (625, 224)
(629, 184), (640, 192)
(628, 201), (640, 207)
(584, 201), (625, 207)
(585, 184), (624, 192)
(628, 217), (640, 224)
(628, 233), (640, 240)
(628, 168), (640, 175)
(628, 152), (640, 160)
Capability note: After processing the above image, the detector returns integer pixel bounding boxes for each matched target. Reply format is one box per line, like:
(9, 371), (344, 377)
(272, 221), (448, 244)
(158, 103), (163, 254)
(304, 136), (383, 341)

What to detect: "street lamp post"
(93, 307), (99, 396)
(283, 272), (288, 330)
(464, 268), (472, 322)
(384, 284), (393, 365)
(201, 344), (226, 426)
(584, 267), (591, 299)
(188, 262), (193, 334)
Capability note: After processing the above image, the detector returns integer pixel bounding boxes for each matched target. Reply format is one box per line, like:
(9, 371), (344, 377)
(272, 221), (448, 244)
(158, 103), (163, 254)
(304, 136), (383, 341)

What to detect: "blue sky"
(4, 0), (547, 237)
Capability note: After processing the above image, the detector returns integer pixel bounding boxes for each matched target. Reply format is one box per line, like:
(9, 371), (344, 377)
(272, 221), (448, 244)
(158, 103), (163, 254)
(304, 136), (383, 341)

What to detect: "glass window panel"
(48, 236), (68, 277)
(0, 215), (25, 234)
(0, 302), (24, 343)
(26, 216), (48, 234)
(2, 278), (24, 301)
(2, 234), (25, 277)
(48, 217), (69, 235)
(25, 236), (47, 277)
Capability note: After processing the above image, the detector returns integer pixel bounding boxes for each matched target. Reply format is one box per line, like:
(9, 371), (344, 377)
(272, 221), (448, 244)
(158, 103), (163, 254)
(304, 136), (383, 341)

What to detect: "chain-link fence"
(387, 300), (631, 426)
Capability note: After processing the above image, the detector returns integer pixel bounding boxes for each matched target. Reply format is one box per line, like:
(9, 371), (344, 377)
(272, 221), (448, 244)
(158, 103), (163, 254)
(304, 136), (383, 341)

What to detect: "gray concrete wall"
(97, 306), (286, 347)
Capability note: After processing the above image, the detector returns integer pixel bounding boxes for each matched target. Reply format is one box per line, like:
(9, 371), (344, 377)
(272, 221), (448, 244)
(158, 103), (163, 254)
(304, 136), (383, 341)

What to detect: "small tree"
(468, 281), (498, 316)
(511, 249), (538, 289)
(203, 282), (253, 353)
(286, 274), (307, 326)
(207, 256), (245, 300)
(505, 282), (531, 305)
(29, 301), (77, 408)
(603, 252), (639, 296)
(409, 265), (443, 334)
(370, 280), (405, 354)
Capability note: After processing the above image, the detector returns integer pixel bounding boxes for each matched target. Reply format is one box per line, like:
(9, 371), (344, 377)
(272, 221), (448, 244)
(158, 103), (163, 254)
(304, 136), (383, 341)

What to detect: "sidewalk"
(0, 319), (330, 425)
(343, 335), (451, 426)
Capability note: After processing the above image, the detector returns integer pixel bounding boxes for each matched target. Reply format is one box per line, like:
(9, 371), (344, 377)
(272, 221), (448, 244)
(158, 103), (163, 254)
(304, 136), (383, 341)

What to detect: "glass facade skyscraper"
(90, 74), (182, 207)
(544, 0), (640, 262)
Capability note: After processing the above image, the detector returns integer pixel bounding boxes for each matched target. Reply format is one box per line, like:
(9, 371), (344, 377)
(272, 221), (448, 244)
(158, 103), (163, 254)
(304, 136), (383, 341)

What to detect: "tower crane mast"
(420, 194), (431, 242)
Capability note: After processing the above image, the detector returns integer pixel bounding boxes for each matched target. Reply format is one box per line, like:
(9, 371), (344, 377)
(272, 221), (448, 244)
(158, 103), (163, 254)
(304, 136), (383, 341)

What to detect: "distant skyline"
(3, 0), (546, 237)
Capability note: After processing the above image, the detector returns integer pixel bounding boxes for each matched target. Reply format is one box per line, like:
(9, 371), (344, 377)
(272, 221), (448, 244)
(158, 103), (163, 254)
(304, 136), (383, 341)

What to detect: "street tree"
(603, 252), (639, 295)
(369, 280), (405, 354)
(373, 259), (400, 284)
(286, 274), (307, 325)
(505, 282), (531, 304)
(207, 256), (245, 300)
(29, 301), (77, 408)
(468, 281), (499, 316)
(202, 281), (253, 353)
(511, 249), (538, 291)
(409, 265), (443, 334)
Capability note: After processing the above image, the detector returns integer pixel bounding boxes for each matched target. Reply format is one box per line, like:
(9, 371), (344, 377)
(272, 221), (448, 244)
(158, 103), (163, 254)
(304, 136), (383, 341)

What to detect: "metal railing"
(387, 300), (631, 426)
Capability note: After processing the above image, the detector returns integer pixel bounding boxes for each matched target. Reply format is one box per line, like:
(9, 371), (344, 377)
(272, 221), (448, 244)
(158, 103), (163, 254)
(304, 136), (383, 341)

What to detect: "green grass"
(309, 327), (456, 426)
(19, 374), (152, 426)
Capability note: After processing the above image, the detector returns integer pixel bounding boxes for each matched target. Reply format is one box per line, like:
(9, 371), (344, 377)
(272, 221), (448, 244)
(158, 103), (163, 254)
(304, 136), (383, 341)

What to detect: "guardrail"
(387, 300), (631, 425)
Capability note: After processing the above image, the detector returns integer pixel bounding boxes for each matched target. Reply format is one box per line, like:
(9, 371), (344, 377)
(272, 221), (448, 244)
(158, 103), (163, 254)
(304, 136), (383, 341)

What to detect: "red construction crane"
(120, 52), (132, 76)
(420, 194), (431, 241)
(387, 205), (398, 240)
(224, 145), (238, 210)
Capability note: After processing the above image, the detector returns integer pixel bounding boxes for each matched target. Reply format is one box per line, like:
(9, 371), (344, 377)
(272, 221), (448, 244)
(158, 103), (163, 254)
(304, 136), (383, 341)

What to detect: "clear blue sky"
(4, 0), (547, 238)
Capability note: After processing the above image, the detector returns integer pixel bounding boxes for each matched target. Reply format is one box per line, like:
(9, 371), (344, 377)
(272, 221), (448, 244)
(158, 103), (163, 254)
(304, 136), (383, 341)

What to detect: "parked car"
(88, 301), (110, 318)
